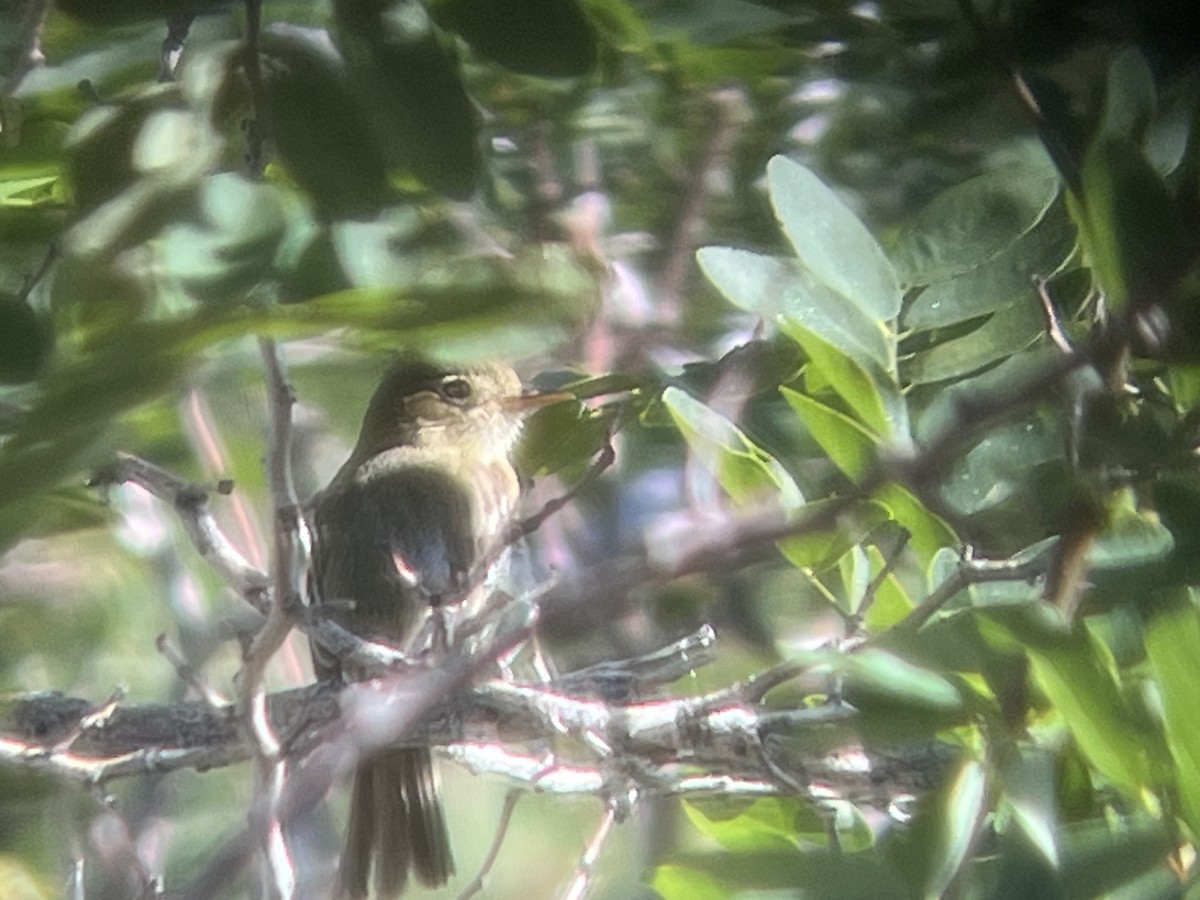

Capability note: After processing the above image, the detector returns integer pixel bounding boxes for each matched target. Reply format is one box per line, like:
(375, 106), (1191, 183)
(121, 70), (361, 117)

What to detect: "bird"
(308, 358), (561, 898)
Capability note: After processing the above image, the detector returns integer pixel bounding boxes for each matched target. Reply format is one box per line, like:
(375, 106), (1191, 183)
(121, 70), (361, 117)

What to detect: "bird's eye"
(440, 377), (472, 404)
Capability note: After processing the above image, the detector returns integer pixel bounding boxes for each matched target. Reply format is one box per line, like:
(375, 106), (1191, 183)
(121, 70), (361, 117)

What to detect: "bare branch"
(0, 665), (896, 799)
(456, 789), (522, 900)
(93, 452), (270, 612)
(246, 337), (305, 900)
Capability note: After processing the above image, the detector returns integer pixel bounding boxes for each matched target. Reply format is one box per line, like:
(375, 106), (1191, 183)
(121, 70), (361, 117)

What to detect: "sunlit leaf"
(1142, 588), (1200, 838)
(780, 385), (877, 481)
(871, 483), (956, 564)
(649, 864), (727, 900)
(776, 498), (890, 573)
(982, 606), (1152, 795)
(925, 759), (986, 898)
(779, 318), (908, 440)
(768, 156), (902, 323)
(697, 247), (892, 372)
(662, 386), (803, 512)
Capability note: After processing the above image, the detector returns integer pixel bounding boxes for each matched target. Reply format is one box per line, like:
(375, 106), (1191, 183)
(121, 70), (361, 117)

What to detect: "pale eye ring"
(440, 377), (472, 404)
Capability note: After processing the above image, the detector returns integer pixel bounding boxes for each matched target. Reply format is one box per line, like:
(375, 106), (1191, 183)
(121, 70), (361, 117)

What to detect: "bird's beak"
(500, 389), (574, 415)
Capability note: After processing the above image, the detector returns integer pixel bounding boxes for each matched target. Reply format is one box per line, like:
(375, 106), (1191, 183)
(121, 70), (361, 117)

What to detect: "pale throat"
(351, 412), (524, 487)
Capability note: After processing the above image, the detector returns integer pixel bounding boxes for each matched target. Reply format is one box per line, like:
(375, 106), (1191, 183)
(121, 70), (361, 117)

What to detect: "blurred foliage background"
(2, 0), (1200, 897)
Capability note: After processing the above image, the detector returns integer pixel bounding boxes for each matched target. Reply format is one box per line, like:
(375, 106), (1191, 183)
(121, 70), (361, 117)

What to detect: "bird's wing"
(309, 465), (477, 678)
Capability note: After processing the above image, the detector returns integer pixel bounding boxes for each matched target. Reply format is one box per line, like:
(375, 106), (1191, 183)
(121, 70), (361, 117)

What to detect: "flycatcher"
(309, 358), (559, 898)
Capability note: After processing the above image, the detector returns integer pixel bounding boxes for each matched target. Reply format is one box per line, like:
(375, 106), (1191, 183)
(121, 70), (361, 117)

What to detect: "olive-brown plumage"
(310, 359), (540, 898)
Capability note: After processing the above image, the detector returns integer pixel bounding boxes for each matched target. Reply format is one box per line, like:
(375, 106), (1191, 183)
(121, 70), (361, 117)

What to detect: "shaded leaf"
(0, 294), (52, 384)
(1071, 137), (1190, 312)
(889, 150), (1061, 287)
(903, 299), (1045, 386)
(902, 203), (1077, 331)
(433, 0), (597, 77)
(335, 0), (480, 198)
(1099, 47), (1156, 142)
(261, 28), (394, 216)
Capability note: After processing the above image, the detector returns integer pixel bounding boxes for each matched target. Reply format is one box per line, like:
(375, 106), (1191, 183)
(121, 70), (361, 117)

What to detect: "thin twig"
(92, 453), (270, 612)
(852, 529), (912, 630)
(243, 337), (304, 900)
(900, 541), (1057, 630)
(563, 801), (619, 900)
(155, 633), (230, 708)
(456, 789), (523, 900)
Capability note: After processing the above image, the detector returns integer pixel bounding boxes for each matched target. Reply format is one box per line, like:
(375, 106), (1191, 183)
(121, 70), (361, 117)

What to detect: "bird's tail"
(338, 748), (454, 898)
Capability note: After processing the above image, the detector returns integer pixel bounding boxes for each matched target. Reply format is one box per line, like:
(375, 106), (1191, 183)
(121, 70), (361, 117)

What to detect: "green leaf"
(768, 156), (901, 323)
(902, 299), (1045, 386)
(1001, 746), (1060, 867)
(871, 483), (956, 565)
(697, 248), (892, 372)
(335, 0), (481, 198)
(54, 0), (234, 25)
(841, 647), (964, 714)
(925, 759), (986, 899)
(1058, 815), (1173, 898)
(1087, 504), (1174, 571)
(862, 544), (915, 629)
(662, 386), (803, 512)
(780, 385), (877, 481)
(432, 0), (598, 77)
(938, 413), (1062, 516)
(777, 499), (890, 573)
(1071, 137), (1190, 313)
(516, 399), (612, 477)
(779, 318), (908, 440)
(902, 203), (1077, 331)
(158, 173), (289, 302)
(1142, 588), (1200, 838)
(649, 864), (727, 900)
(982, 606), (1151, 795)
(0, 294), (52, 384)
(889, 150), (1061, 287)
(261, 30), (394, 216)
(683, 797), (807, 852)
(1099, 47), (1156, 142)
(640, 0), (787, 45)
